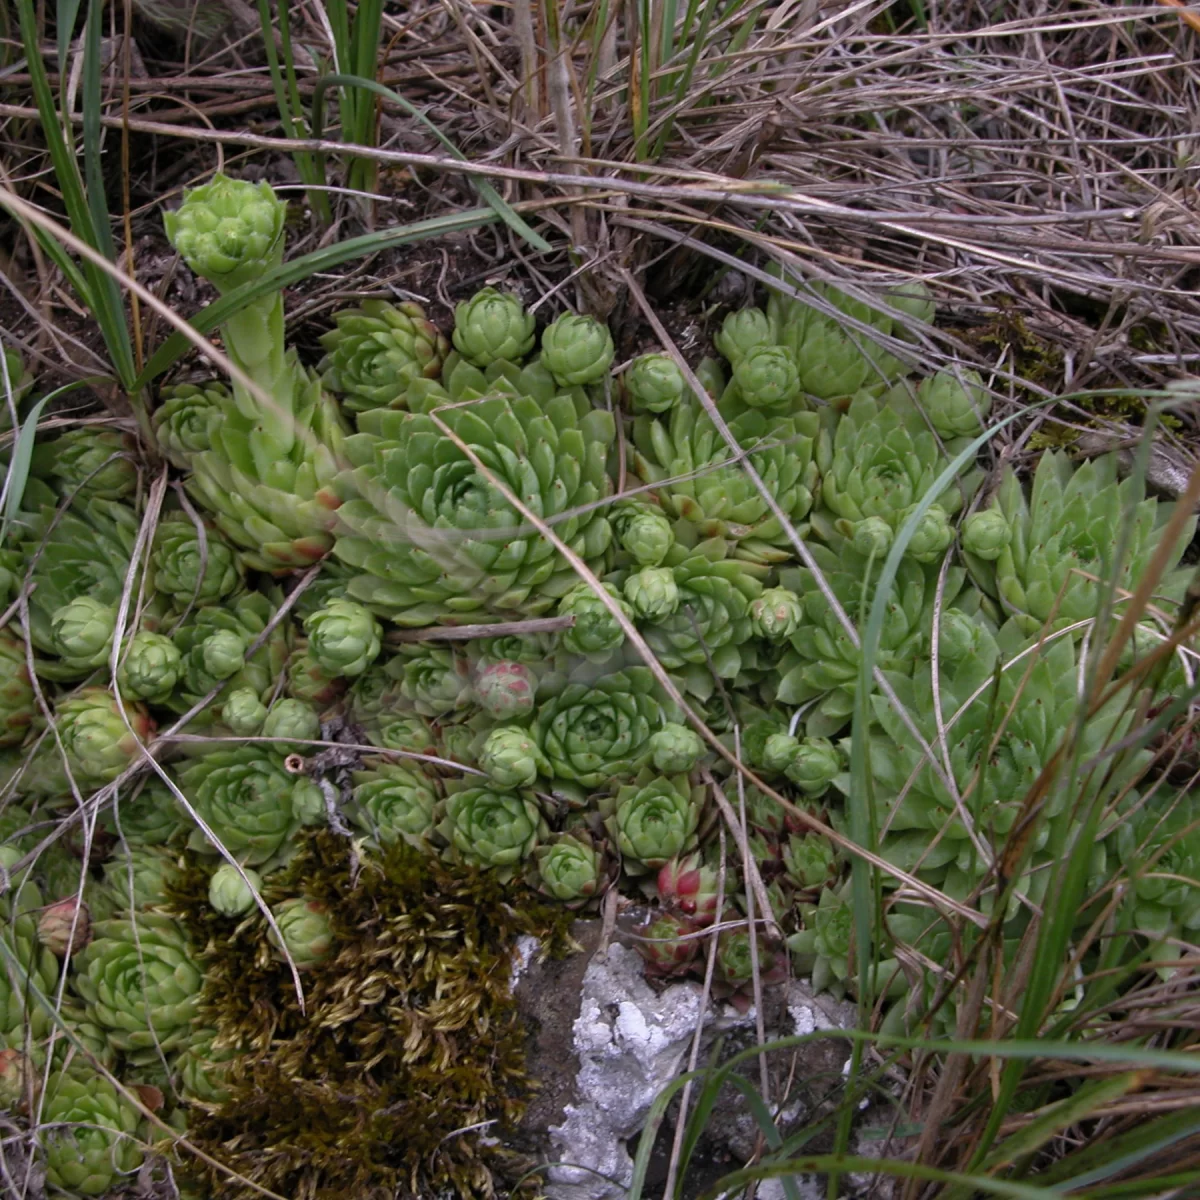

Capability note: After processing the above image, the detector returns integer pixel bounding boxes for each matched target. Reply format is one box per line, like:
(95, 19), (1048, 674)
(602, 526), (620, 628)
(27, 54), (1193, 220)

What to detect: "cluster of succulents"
(1, 173), (1197, 1195)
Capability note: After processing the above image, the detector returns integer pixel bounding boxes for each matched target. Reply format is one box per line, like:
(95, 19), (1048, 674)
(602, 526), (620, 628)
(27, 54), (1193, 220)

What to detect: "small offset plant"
(1, 171), (1198, 1199)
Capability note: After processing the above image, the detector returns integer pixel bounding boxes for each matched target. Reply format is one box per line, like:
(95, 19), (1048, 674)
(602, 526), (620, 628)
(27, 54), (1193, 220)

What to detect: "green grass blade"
(310, 75), (550, 251)
(1039, 1108), (1200, 1188)
(135, 206), (500, 390)
(254, 0), (330, 221)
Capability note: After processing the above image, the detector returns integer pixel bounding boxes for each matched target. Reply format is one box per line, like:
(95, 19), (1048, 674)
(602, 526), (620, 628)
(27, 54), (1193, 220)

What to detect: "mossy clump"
(165, 830), (574, 1199)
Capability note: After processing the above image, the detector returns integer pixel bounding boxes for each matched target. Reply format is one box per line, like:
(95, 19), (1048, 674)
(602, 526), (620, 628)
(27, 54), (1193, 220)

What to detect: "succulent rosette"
(732, 344), (802, 411)
(860, 623), (1138, 907)
(222, 686), (268, 735)
(963, 451), (1194, 635)
(46, 688), (154, 791)
(152, 381), (224, 467)
(392, 643), (471, 717)
(601, 771), (705, 872)
(40, 1071), (144, 1196)
(611, 500), (675, 567)
(657, 852), (720, 926)
(0, 630), (35, 746)
(117, 631), (183, 704)
(176, 1028), (239, 1104)
(173, 746), (324, 866)
(783, 834), (839, 892)
(33, 426), (139, 501)
(624, 566), (680, 620)
(472, 660), (537, 721)
(0, 865), (59, 1039)
(163, 174), (348, 571)
(914, 368), (991, 439)
(1115, 793), (1200, 975)
(961, 509), (1011, 561)
(208, 862), (263, 917)
(170, 591), (290, 714)
(713, 306), (773, 367)
(633, 911), (700, 978)
(558, 581), (630, 661)
(816, 393), (975, 552)
(91, 845), (177, 919)
(334, 365), (615, 625)
(319, 298), (449, 412)
(625, 353), (686, 413)
(648, 722), (705, 774)
(72, 912), (202, 1056)
(540, 312), (616, 386)
(631, 398), (826, 563)
(49, 595), (117, 673)
(772, 543), (973, 737)
(479, 726), (550, 788)
(534, 666), (663, 786)
(783, 737), (842, 796)
(436, 782), (547, 875)
(151, 511), (242, 606)
(452, 287), (536, 366)
(304, 597), (382, 677)
(285, 644), (347, 707)
(101, 779), (187, 848)
(269, 896), (335, 968)
(789, 884), (859, 999)
(349, 760), (439, 848)
(750, 586), (803, 641)
(640, 542), (767, 678)
(532, 830), (609, 905)
(261, 698), (320, 749)
(14, 479), (140, 679)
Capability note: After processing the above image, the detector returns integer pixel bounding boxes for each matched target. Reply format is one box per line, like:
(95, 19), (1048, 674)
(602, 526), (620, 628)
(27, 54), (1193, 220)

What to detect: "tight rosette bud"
(648, 723), (704, 774)
(55, 688), (154, 787)
(222, 686), (268, 735)
(319, 298), (449, 412)
(452, 287), (536, 366)
(762, 732), (801, 774)
(938, 608), (982, 664)
(961, 508), (1011, 561)
(152, 514), (241, 605)
(269, 897), (334, 968)
(626, 353), (686, 413)
(50, 596), (116, 671)
(164, 174), (286, 291)
(624, 566), (680, 620)
(287, 646), (347, 707)
(303, 598), (382, 678)
(751, 586), (803, 641)
(261, 699), (320, 748)
(657, 853), (719, 926)
(559, 582), (630, 661)
(38, 897), (90, 957)
(201, 629), (247, 680)
(436, 785), (547, 874)
(900, 502), (953, 564)
(714, 306), (773, 367)
(533, 832), (607, 905)
(852, 516), (894, 558)
(473, 661), (536, 721)
(733, 344), (801, 411)
(208, 863), (262, 917)
(615, 506), (674, 567)
(117, 631), (183, 704)
(479, 726), (550, 789)
(783, 737), (841, 796)
(541, 313), (616, 387)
